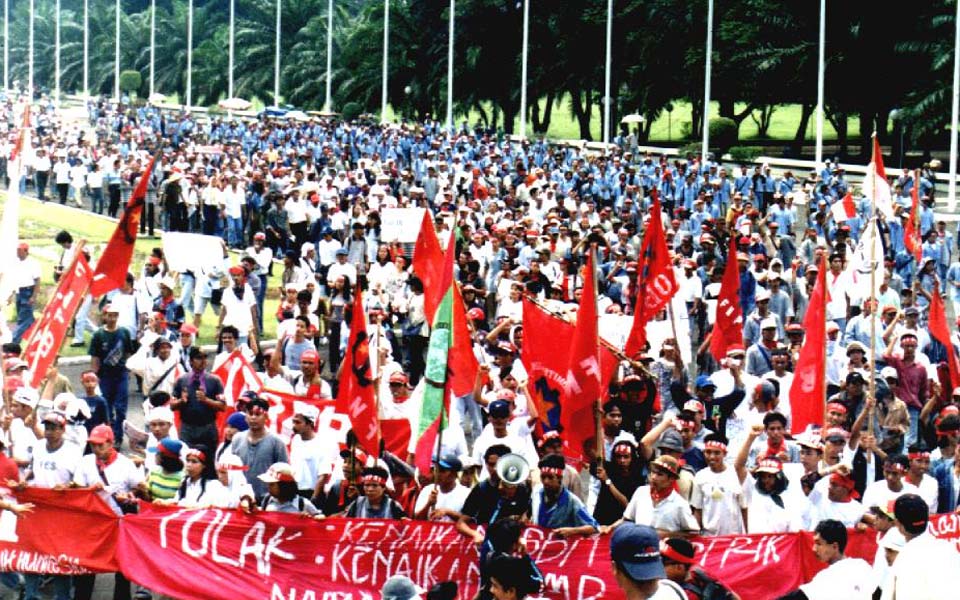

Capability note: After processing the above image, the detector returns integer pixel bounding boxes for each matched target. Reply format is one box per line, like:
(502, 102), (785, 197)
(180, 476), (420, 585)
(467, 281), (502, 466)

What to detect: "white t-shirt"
(413, 483), (471, 521)
(177, 477), (228, 507)
(799, 557), (874, 600)
(742, 474), (805, 533)
(74, 453), (145, 516)
(30, 441), (82, 487)
(290, 434), (339, 492)
(690, 467), (747, 535)
(806, 497), (865, 529)
(220, 284), (257, 333)
(905, 474), (939, 515)
(861, 480), (919, 514)
(623, 487), (699, 533)
(890, 533), (960, 600)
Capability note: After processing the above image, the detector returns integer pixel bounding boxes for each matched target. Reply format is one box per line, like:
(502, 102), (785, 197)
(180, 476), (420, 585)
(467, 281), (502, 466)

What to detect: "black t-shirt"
(593, 463), (643, 526)
(172, 372), (225, 426)
(461, 480), (531, 526)
(89, 327), (135, 376)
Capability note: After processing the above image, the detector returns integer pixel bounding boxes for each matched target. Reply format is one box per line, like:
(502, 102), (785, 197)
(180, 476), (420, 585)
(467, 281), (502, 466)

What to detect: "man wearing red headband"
(903, 446), (937, 513)
(344, 466), (406, 519)
(806, 467), (864, 528)
(861, 455), (918, 524)
(530, 455), (597, 538)
(691, 433), (746, 535)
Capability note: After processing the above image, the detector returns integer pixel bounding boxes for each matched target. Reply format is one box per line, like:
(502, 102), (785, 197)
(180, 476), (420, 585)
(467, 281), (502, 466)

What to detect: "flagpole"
(518, 0), (529, 140)
(54, 0), (60, 106)
(700, 0), (714, 167)
(324, 0), (333, 112)
(149, 0), (155, 98)
(820, 255), (828, 430)
(83, 0), (89, 96)
(20, 240), (88, 360)
(868, 134), (879, 432)
(186, 0), (193, 108)
(380, 0), (389, 123)
(814, 0), (825, 169)
(950, 0), (960, 212)
(113, 0), (119, 102)
(274, 0), (281, 106)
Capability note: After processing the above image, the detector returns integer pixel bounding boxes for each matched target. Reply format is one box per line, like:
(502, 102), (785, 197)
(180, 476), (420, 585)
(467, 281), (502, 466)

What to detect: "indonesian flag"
(413, 231), (456, 475)
(709, 237), (744, 361)
(789, 255), (829, 434)
(561, 251), (602, 461)
(212, 349), (264, 408)
(412, 210), (445, 323)
(0, 105), (31, 304)
(89, 154), (158, 297)
(929, 287), (960, 393)
(336, 288), (381, 455)
(261, 388), (341, 446)
(624, 189), (678, 357)
(830, 192), (858, 222)
(861, 134), (894, 221)
(904, 171), (923, 262)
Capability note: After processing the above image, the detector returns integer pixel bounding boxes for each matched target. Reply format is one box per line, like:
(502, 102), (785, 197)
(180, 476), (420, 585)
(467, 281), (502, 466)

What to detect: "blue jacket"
(933, 460), (958, 513)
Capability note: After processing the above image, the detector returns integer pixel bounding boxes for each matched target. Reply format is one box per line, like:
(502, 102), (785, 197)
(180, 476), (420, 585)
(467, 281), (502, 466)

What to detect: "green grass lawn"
(1, 194), (282, 357)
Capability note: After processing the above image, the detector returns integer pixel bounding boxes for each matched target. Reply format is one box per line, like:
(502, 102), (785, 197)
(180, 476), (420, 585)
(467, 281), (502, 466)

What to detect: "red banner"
(5, 489), (960, 600)
(1, 488), (119, 574)
(789, 255), (828, 434)
(710, 237), (744, 361)
(22, 253), (93, 388)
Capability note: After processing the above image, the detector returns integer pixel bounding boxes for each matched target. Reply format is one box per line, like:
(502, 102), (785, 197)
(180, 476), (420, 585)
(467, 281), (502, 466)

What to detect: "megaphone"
(496, 453), (530, 486)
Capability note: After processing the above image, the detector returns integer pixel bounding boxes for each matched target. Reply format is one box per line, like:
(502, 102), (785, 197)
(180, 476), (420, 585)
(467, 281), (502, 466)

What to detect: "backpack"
(682, 568), (736, 600)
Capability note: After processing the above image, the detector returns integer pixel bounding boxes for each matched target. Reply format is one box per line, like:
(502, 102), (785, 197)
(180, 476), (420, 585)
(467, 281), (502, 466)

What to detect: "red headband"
(361, 475), (386, 486)
(704, 440), (727, 452)
(675, 419), (696, 431)
(660, 543), (696, 565)
(908, 452), (930, 461)
(826, 402), (847, 414)
(540, 467), (564, 477)
(613, 444), (634, 456)
(885, 463), (907, 474)
(186, 449), (206, 462)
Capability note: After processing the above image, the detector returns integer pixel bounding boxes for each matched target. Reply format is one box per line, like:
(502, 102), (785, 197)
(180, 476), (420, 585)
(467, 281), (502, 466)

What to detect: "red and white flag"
(830, 192), (858, 222)
(861, 134), (894, 220)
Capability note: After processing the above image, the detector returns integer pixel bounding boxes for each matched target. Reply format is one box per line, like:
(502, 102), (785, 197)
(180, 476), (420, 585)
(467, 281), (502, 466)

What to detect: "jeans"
(99, 369), (130, 444)
(34, 170), (49, 200)
(108, 184), (122, 217)
(12, 287), (34, 343)
(24, 573), (70, 600)
(256, 274), (267, 332)
(227, 216), (244, 247)
(179, 273), (196, 315)
(91, 187), (104, 213)
(73, 294), (95, 344)
(74, 572), (132, 600)
(906, 405), (921, 448)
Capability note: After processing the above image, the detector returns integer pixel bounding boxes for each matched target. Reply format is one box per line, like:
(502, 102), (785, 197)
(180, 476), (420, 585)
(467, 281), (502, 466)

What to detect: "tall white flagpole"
(54, 0), (60, 105)
(602, 0), (612, 146)
(228, 0), (234, 100)
(83, 0), (89, 96)
(518, 0), (529, 139)
(3, 0), (7, 93)
(323, 0), (332, 112)
(380, 0), (389, 122)
(700, 0), (713, 166)
(274, 0), (281, 105)
(186, 0), (193, 107)
(950, 0), (960, 211)
(28, 0), (34, 97)
(113, 0), (120, 101)
(814, 0), (826, 168)
(149, 0), (155, 97)
(445, 0), (454, 133)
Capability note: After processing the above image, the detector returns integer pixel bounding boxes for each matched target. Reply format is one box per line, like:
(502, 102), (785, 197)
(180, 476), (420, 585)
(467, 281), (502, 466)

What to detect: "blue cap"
(434, 455), (463, 471)
(695, 375), (716, 390)
(226, 412), (249, 432)
(335, 248), (349, 256)
(610, 523), (666, 582)
(488, 400), (511, 418)
(149, 437), (184, 457)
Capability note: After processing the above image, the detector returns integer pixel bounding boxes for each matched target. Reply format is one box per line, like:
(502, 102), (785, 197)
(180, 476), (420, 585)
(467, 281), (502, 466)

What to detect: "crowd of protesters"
(1, 93), (959, 600)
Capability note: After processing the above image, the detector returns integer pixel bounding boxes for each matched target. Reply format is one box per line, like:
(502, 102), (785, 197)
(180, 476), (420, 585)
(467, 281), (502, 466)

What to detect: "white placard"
(161, 232), (225, 273)
(599, 308), (693, 365)
(380, 207), (426, 243)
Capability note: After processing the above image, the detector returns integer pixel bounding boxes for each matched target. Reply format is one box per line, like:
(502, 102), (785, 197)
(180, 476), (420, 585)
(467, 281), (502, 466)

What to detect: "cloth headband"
(704, 440), (727, 452)
(613, 444), (634, 456)
(539, 467), (564, 477)
(186, 449), (206, 461)
(660, 543), (695, 565)
(361, 475), (386, 485)
(908, 452), (930, 460)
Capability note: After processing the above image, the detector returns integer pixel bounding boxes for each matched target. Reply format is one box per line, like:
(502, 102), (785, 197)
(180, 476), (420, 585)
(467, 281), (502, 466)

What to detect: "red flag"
(522, 297), (620, 437)
(830, 192), (858, 222)
(709, 237), (744, 361)
(211, 349), (263, 434)
(929, 286), (960, 392)
(21, 253), (94, 388)
(448, 282), (479, 397)
(89, 155), (158, 297)
(336, 288), (381, 454)
(904, 171), (923, 262)
(561, 251), (602, 461)
(789, 256), (829, 434)
(625, 189), (678, 357)
(412, 210), (445, 322)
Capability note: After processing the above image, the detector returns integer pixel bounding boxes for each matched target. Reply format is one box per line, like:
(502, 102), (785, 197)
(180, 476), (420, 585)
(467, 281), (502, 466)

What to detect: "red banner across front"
(6, 488), (960, 600)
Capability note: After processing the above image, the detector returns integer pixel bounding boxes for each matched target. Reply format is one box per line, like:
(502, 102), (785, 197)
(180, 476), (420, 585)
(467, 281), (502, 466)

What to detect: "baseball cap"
(656, 429), (684, 452)
(695, 375), (716, 390)
(683, 399), (705, 414)
(760, 317), (778, 330)
(753, 457), (783, 474)
(41, 411), (68, 428)
(180, 323), (198, 335)
(880, 528), (906, 552)
(880, 366), (899, 380)
(12, 386), (39, 408)
(257, 462), (297, 484)
(149, 438), (184, 458)
(381, 575), (425, 600)
(300, 349), (320, 364)
(388, 372), (409, 384)
(894, 493), (929, 533)
(488, 400), (511, 419)
(88, 424), (115, 444)
(434, 455), (463, 472)
(226, 412), (249, 432)
(610, 523), (666, 581)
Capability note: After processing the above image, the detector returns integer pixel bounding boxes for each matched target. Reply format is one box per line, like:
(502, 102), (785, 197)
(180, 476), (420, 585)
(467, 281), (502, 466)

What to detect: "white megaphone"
(496, 453), (530, 486)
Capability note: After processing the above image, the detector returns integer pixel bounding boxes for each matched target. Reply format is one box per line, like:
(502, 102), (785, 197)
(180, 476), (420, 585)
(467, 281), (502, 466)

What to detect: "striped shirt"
(147, 467), (184, 501)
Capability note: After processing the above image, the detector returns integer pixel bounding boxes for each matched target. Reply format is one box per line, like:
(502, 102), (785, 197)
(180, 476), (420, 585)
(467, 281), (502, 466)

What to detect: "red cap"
(228, 266), (245, 276)
(300, 349), (320, 364)
(254, 232), (266, 241)
(17, 242), (28, 251)
(180, 324), (198, 335)
(466, 307), (486, 321)
(88, 424), (115, 445)
(148, 256), (162, 266)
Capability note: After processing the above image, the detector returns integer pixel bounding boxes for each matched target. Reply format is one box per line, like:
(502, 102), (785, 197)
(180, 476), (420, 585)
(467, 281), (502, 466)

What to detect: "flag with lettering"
(789, 255), (829, 434)
(336, 288), (380, 455)
(904, 171), (923, 262)
(709, 237), (744, 361)
(89, 154), (158, 297)
(625, 189), (678, 357)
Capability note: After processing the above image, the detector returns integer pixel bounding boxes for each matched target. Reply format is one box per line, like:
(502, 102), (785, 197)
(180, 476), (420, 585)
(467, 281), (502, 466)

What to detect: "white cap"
(293, 401), (320, 424)
(760, 317), (778, 330)
(880, 528), (906, 552)
(881, 366), (899, 380)
(147, 406), (175, 424)
(12, 387), (39, 409)
(54, 392), (91, 419)
(159, 275), (177, 290)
